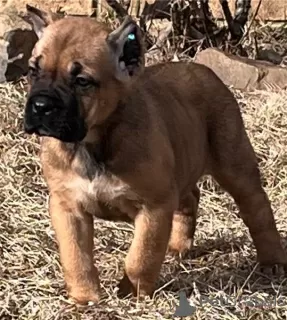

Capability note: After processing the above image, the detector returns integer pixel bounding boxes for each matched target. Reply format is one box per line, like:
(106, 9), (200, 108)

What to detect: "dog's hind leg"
(168, 186), (200, 255)
(210, 118), (287, 270)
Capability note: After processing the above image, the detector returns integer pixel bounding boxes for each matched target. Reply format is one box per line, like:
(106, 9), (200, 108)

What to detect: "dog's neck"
(76, 142), (106, 179)
(63, 100), (125, 179)
(41, 100), (125, 180)
(49, 139), (106, 181)
(82, 100), (125, 164)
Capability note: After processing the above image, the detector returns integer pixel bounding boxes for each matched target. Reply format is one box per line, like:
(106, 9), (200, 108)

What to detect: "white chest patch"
(64, 169), (141, 219)
(61, 146), (140, 218)
(67, 173), (130, 203)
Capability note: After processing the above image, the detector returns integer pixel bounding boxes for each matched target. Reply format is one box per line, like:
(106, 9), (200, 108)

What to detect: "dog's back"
(115, 61), (247, 194)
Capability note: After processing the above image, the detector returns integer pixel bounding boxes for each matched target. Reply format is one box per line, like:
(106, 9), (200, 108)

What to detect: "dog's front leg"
(118, 204), (174, 298)
(49, 193), (100, 304)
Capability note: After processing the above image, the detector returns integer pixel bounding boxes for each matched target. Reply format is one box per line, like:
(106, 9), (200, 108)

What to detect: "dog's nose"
(30, 95), (54, 115)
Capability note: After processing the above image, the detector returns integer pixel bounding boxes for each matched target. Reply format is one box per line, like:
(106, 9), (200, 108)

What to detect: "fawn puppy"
(24, 5), (287, 304)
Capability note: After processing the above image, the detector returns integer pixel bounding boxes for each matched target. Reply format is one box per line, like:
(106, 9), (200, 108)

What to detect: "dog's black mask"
(24, 77), (87, 143)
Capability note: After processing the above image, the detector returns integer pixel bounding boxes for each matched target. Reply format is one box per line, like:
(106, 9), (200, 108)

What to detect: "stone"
(194, 48), (287, 91)
(0, 8), (38, 82)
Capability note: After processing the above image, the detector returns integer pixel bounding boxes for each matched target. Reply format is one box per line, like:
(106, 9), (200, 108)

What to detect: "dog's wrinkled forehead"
(32, 17), (111, 75)
(27, 4), (144, 84)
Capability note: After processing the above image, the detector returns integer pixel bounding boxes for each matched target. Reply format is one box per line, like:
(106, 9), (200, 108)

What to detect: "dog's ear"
(25, 4), (62, 39)
(106, 16), (145, 83)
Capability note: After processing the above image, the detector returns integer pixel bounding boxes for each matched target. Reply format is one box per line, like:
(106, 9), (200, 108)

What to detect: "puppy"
(23, 5), (287, 304)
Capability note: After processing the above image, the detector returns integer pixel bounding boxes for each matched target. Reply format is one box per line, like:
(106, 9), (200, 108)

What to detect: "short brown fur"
(25, 9), (287, 304)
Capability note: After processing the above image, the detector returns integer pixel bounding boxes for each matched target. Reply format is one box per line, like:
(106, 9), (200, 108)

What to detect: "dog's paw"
(168, 238), (193, 256)
(168, 234), (193, 258)
(68, 288), (100, 305)
(69, 294), (100, 306)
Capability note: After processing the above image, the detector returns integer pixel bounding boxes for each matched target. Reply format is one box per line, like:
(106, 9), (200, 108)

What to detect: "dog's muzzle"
(24, 92), (87, 143)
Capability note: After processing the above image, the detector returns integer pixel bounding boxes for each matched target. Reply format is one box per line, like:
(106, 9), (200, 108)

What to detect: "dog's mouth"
(25, 124), (50, 136)
(24, 94), (87, 143)
(24, 120), (87, 143)
(24, 119), (87, 143)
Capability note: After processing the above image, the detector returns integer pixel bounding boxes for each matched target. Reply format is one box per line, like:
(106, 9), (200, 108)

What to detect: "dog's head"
(24, 5), (145, 143)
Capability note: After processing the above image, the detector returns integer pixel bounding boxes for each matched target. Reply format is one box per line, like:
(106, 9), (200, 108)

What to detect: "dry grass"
(1, 78), (287, 320)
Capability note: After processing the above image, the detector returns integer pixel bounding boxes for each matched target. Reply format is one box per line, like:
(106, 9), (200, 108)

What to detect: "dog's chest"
(66, 171), (140, 218)
(76, 173), (129, 201)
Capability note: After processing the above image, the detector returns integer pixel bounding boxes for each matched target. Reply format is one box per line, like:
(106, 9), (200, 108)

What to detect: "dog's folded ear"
(106, 16), (145, 83)
(25, 4), (62, 39)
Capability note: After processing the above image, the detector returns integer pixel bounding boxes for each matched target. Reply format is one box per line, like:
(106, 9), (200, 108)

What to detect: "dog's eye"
(75, 76), (93, 88)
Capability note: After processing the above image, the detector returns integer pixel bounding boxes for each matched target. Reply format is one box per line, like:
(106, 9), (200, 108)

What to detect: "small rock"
(194, 48), (287, 91)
